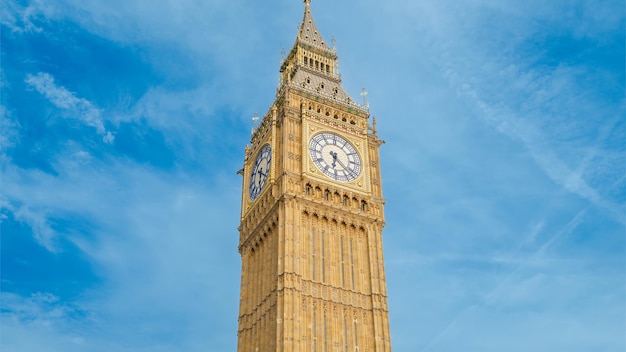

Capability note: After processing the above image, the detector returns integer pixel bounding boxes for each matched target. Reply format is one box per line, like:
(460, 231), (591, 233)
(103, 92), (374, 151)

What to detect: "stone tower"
(237, 1), (391, 350)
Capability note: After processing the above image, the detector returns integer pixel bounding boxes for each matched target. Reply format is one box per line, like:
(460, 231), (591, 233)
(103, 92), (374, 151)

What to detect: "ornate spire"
(277, 0), (369, 114)
(297, 0), (331, 51)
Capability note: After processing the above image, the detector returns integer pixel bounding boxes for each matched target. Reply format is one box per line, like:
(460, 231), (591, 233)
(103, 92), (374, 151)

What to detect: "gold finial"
(251, 112), (259, 135)
(361, 87), (370, 110)
(360, 87), (368, 105)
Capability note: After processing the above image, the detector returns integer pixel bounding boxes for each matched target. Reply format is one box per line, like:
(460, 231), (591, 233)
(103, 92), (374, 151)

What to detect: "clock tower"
(237, 1), (392, 351)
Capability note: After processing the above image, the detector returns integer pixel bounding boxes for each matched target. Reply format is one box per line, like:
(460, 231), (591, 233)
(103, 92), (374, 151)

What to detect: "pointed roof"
(280, 1), (368, 114)
(297, 0), (331, 51)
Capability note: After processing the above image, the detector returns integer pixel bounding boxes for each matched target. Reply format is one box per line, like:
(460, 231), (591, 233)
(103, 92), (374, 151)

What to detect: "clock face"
(309, 133), (362, 182)
(249, 144), (272, 201)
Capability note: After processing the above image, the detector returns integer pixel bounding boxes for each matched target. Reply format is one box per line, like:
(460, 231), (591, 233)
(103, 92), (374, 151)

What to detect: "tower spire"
(278, 0), (368, 113)
(297, 0), (330, 51)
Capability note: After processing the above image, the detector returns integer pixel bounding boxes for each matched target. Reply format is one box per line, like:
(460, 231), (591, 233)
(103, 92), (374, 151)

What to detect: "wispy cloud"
(2, 153), (241, 350)
(404, 0), (626, 224)
(0, 106), (20, 152)
(4, 201), (59, 252)
(0, 0), (42, 33)
(0, 292), (90, 351)
(25, 72), (114, 144)
(450, 73), (623, 222)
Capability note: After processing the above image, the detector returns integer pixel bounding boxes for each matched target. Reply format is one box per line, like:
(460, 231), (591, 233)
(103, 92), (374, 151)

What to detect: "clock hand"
(334, 157), (358, 178)
(329, 151), (338, 167)
(334, 156), (348, 169)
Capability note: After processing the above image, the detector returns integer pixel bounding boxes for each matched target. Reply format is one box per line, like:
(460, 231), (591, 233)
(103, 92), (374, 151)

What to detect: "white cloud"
(0, 0), (68, 33)
(1, 199), (59, 253)
(0, 0), (41, 33)
(1, 292), (86, 352)
(388, 0), (625, 224)
(452, 75), (621, 217)
(0, 105), (20, 151)
(25, 72), (115, 144)
(2, 152), (241, 350)
(0, 71), (20, 152)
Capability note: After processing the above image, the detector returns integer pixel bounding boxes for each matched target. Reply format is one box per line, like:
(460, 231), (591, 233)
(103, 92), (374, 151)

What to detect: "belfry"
(236, 1), (392, 350)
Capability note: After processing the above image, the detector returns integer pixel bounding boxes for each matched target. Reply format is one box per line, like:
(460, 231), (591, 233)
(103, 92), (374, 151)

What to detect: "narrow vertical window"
(323, 311), (328, 352)
(343, 317), (348, 352)
(350, 239), (355, 290)
(304, 56), (308, 65)
(321, 230), (326, 283)
(313, 311), (317, 352)
(312, 229), (316, 280)
(340, 237), (345, 288)
(354, 319), (359, 348)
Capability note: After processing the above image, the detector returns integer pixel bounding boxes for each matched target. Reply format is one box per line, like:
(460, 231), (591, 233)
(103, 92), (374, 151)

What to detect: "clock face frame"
(249, 144), (272, 201)
(309, 132), (362, 182)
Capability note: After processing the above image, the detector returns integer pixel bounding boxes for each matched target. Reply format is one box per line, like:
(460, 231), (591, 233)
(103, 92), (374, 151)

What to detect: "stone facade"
(237, 1), (391, 351)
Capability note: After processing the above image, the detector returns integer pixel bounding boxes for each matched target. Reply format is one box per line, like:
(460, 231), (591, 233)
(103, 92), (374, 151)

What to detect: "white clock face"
(309, 133), (362, 182)
(249, 144), (271, 200)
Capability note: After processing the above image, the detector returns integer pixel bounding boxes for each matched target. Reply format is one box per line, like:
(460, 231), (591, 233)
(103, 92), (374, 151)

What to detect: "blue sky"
(1, 0), (624, 351)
